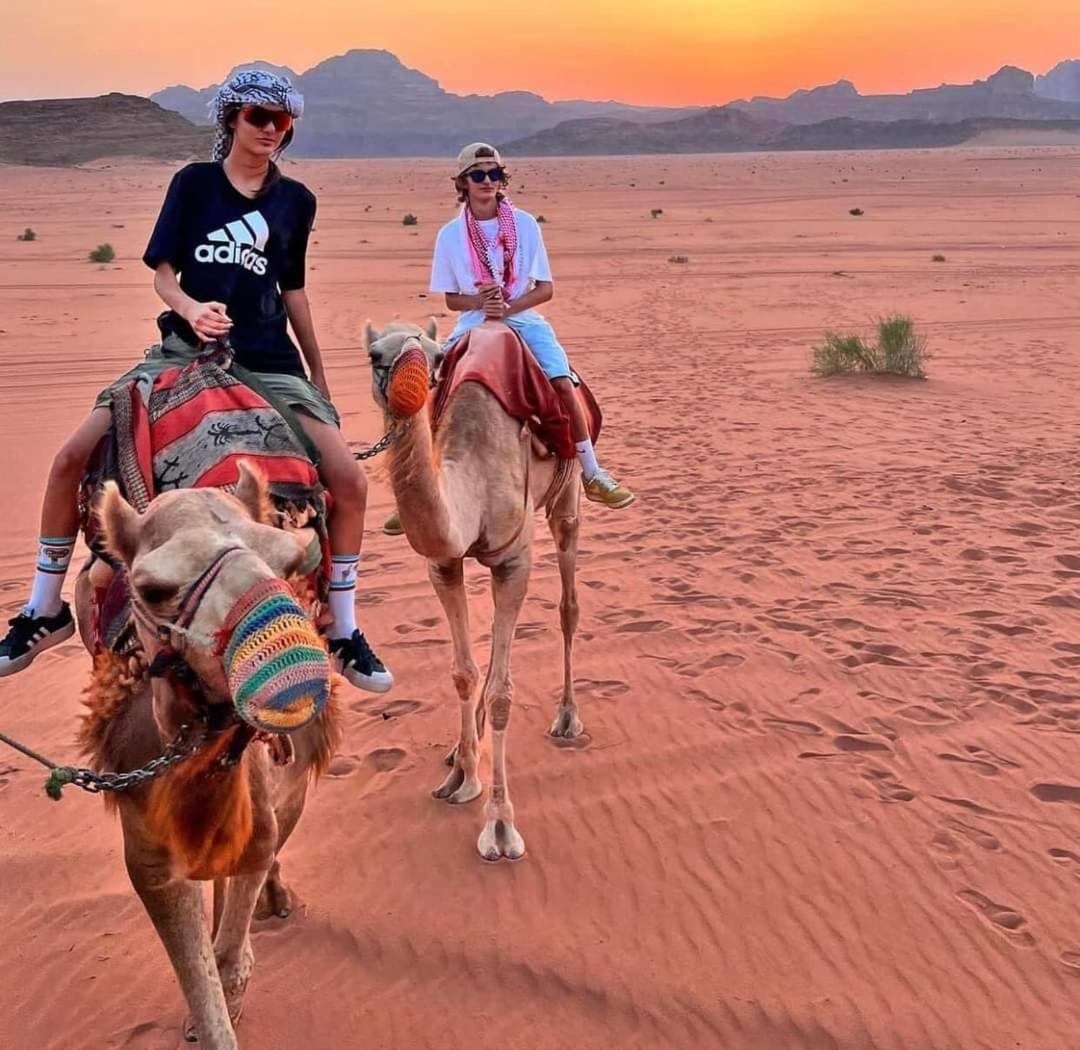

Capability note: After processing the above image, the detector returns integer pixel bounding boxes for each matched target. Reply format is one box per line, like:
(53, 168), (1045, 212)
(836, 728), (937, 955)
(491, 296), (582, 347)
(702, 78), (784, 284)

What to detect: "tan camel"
(365, 320), (584, 861)
(75, 463), (340, 1050)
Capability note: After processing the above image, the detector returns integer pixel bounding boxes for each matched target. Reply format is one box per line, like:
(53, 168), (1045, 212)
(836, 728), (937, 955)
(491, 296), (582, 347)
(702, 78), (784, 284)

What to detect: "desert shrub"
(402, 213), (418, 226)
(650, 208), (663, 218)
(88, 243), (115, 263)
(932, 254), (946, 262)
(536, 215), (547, 223)
(849, 207), (864, 216)
(16, 228), (36, 242)
(667, 255), (689, 264)
(812, 315), (927, 378)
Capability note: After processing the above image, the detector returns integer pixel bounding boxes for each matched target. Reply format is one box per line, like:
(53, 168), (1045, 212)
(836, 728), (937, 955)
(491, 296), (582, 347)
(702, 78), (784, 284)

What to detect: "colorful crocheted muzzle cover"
(219, 578), (330, 732)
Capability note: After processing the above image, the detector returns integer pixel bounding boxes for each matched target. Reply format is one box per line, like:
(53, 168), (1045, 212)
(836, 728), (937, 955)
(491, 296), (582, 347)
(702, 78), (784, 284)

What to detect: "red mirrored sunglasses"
(240, 105), (293, 133)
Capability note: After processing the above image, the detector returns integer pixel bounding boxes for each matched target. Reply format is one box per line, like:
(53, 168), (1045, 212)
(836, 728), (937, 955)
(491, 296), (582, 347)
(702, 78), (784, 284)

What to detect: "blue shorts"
(445, 312), (572, 381)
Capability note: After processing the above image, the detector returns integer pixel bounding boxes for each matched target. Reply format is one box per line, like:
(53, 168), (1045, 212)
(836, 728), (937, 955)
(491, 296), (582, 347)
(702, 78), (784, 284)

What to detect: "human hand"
(310, 368), (331, 400)
(184, 301), (232, 342)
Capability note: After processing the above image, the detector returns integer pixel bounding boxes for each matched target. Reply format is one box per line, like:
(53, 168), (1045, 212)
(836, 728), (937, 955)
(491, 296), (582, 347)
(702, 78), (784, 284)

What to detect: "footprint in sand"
(834, 734), (891, 754)
(359, 698), (427, 719)
(863, 767), (915, 803)
(763, 716), (822, 736)
(366, 748), (407, 772)
(1049, 848), (1080, 879)
(1060, 950), (1080, 975)
(945, 817), (1000, 851)
(1031, 783), (1080, 806)
(326, 757), (359, 778)
(957, 889), (1033, 946)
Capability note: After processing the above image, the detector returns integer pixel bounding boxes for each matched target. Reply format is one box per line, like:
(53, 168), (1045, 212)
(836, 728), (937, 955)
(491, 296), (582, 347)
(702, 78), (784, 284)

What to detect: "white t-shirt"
(430, 206), (552, 324)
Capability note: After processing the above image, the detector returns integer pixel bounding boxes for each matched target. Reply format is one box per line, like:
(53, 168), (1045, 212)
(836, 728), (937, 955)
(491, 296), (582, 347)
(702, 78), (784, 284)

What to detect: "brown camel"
(365, 320), (584, 861)
(75, 463), (340, 1049)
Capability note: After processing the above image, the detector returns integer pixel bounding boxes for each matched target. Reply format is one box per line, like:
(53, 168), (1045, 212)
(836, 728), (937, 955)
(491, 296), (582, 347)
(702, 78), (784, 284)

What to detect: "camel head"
(96, 461), (331, 735)
(365, 318), (442, 417)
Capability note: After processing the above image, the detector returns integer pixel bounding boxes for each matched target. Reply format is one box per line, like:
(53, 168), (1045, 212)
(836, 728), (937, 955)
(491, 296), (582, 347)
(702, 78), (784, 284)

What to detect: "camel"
(364, 319), (584, 861)
(75, 462), (340, 1050)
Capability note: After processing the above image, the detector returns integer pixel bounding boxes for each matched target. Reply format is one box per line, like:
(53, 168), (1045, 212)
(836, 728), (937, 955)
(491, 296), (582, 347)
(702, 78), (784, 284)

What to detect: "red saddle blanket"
(82, 347), (328, 654)
(432, 323), (601, 460)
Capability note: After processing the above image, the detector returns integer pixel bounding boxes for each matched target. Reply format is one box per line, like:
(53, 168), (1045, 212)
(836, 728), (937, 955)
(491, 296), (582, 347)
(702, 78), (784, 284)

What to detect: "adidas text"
(194, 242), (269, 274)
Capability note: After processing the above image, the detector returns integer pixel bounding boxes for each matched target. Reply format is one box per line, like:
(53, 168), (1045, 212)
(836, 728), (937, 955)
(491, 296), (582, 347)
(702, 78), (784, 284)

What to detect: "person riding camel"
(383, 141), (634, 536)
(0, 69), (391, 693)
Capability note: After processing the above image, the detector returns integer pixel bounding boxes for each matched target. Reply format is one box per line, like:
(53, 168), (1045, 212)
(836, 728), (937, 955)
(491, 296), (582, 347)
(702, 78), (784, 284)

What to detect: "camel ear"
(425, 317), (438, 341)
(241, 522), (306, 580)
(363, 321), (379, 353)
(234, 460), (273, 525)
(97, 481), (140, 565)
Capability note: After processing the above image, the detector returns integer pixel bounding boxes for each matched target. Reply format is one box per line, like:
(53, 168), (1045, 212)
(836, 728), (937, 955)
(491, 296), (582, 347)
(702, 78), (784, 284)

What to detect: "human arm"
(487, 280), (553, 320)
(153, 263), (231, 342)
(282, 289), (330, 398)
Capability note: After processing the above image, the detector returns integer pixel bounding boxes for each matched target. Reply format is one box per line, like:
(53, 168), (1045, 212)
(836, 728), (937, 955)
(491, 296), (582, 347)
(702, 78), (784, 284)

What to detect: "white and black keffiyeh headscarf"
(207, 69), (305, 161)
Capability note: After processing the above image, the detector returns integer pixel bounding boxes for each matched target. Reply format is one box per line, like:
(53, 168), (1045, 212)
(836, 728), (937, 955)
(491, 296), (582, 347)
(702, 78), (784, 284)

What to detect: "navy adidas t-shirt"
(143, 162), (316, 375)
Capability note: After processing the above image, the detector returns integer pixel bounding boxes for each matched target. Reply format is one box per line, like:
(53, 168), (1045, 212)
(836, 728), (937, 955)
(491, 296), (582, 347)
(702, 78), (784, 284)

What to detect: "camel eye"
(138, 582), (179, 606)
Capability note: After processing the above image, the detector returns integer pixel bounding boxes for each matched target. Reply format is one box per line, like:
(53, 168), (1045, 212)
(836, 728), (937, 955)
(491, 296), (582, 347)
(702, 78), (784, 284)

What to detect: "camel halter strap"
(130, 545), (247, 648)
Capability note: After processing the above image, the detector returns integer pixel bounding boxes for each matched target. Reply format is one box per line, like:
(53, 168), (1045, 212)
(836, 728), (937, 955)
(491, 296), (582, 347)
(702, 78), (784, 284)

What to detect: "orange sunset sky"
(4, 0), (1080, 106)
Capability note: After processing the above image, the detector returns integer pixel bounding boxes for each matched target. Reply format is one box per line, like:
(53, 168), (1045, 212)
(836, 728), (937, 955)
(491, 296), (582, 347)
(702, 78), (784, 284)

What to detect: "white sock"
(28, 535), (76, 617)
(328, 554), (359, 640)
(575, 438), (600, 481)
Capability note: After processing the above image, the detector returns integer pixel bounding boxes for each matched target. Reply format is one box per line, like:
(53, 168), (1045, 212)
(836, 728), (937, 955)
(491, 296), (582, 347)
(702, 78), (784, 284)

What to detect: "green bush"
(402, 214), (418, 226)
(88, 243), (115, 263)
(16, 228), (36, 242)
(812, 315), (928, 379)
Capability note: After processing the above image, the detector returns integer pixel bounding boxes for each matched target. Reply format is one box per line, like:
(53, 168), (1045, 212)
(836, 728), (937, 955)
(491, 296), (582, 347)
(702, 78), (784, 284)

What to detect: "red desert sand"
(1, 149), (1080, 1048)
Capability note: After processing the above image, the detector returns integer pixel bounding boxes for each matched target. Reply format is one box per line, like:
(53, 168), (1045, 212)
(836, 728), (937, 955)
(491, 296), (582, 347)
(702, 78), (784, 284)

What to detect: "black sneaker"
(0, 603), (76, 677)
(328, 630), (393, 693)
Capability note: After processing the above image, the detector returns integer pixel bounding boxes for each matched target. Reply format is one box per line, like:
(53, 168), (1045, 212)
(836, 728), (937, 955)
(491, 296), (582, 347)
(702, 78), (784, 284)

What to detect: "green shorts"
(93, 334), (340, 428)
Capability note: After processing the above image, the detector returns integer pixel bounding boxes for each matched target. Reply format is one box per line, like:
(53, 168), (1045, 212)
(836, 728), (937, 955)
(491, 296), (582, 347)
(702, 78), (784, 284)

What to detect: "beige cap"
(456, 142), (503, 176)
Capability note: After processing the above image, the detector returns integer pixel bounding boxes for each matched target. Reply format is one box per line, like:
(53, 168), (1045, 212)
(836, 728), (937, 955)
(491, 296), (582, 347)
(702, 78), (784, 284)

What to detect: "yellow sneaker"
(383, 511), (404, 536)
(583, 469), (635, 509)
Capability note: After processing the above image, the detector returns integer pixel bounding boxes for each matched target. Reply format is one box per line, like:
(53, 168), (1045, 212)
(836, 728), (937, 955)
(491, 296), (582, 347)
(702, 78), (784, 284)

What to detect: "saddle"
(432, 323), (602, 460)
(80, 345), (330, 655)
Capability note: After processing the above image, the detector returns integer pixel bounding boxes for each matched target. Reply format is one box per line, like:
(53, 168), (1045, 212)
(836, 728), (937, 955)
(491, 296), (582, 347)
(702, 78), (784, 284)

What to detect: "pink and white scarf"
(463, 199), (518, 295)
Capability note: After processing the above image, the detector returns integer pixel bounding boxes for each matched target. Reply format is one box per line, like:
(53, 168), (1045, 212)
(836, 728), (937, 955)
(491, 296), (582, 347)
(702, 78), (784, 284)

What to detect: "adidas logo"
(195, 211), (270, 275)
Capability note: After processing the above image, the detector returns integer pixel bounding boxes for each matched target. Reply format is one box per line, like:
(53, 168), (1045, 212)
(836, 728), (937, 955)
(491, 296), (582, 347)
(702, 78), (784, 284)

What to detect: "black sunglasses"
(466, 167), (505, 184)
(240, 104), (293, 133)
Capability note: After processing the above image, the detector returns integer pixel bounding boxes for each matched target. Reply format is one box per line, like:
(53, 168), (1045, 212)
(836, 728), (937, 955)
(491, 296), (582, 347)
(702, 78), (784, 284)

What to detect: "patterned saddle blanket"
(80, 346), (329, 654)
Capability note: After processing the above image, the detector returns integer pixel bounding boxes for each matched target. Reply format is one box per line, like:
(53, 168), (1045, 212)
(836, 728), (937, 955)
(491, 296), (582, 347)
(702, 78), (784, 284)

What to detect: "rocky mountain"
(150, 49), (695, 157)
(503, 107), (1080, 156)
(0, 94), (212, 166)
(1036, 60), (1080, 102)
(730, 65), (1080, 124)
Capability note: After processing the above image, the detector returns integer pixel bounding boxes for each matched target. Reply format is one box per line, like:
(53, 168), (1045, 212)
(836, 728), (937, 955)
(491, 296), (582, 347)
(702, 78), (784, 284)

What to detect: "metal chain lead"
(352, 425), (399, 461)
(43, 724), (204, 800)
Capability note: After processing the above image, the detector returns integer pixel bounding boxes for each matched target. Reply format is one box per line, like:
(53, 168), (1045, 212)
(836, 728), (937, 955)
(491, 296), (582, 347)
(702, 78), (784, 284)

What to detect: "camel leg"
(547, 492), (583, 739)
(428, 559), (483, 803)
(256, 780), (309, 920)
(126, 861), (235, 1050)
(477, 553), (531, 861)
(189, 870), (267, 1040)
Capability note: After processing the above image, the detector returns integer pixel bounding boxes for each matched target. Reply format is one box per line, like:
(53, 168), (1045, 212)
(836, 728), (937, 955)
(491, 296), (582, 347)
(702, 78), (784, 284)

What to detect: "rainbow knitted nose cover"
(220, 579), (330, 732)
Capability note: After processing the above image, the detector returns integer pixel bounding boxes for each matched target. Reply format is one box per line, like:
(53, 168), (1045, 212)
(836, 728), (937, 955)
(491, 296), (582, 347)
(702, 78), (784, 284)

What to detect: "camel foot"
(219, 946), (254, 1026)
(478, 819), (526, 862)
(183, 945), (251, 1042)
(255, 871), (293, 920)
(433, 763), (483, 804)
(549, 706), (584, 739)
